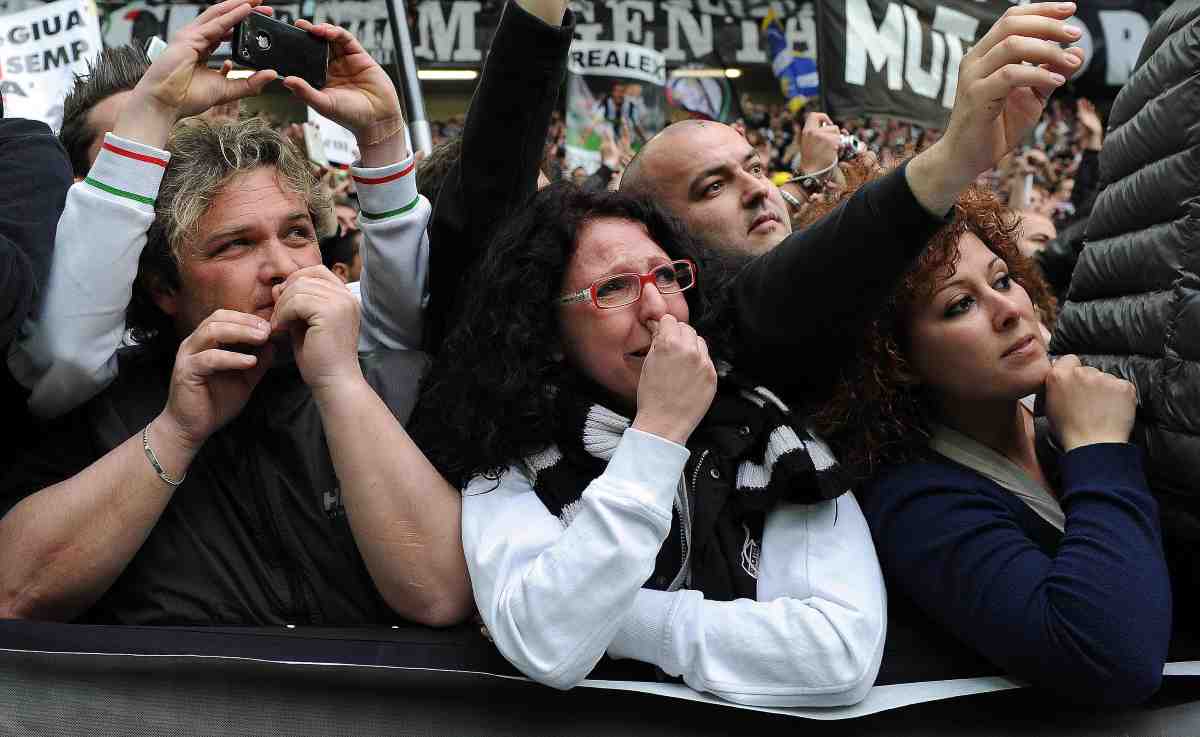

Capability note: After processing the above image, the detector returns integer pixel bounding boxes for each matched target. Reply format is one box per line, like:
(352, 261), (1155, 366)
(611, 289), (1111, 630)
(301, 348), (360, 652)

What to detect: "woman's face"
(905, 232), (1051, 405)
(558, 218), (691, 408)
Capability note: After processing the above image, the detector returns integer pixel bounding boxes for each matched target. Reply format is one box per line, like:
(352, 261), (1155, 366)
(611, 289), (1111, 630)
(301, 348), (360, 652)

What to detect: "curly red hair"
(811, 177), (1058, 480)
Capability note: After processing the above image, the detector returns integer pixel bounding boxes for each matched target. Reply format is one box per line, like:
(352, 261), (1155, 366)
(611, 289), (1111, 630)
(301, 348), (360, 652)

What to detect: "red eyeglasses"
(558, 259), (698, 310)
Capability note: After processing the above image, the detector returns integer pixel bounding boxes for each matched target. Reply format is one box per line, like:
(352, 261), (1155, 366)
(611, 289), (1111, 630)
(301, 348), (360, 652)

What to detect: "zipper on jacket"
(672, 448), (711, 591)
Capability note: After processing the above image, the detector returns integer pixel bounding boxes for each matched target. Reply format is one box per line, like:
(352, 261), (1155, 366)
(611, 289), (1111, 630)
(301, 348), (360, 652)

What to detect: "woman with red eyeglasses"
(415, 183), (886, 707)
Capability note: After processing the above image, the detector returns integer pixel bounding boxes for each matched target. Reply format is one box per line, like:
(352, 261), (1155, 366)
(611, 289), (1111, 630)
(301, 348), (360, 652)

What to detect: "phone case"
(232, 13), (329, 89)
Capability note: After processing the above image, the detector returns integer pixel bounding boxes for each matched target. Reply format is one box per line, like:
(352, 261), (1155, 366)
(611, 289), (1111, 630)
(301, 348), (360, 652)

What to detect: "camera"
(838, 134), (865, 161)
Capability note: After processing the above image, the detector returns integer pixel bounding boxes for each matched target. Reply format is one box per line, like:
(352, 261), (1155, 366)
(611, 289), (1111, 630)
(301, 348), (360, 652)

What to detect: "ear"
(331, 262), (350, 283)
(144, 273), (179, 317)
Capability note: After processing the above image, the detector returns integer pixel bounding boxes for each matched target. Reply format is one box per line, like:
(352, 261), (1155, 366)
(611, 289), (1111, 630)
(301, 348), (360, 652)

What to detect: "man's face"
(153, 167), (322, 336)
(83, 90), (133, 172)
(1016, 210), (1057, 258)
(611, 84), (625, 103)
(642, 123), (791, 256)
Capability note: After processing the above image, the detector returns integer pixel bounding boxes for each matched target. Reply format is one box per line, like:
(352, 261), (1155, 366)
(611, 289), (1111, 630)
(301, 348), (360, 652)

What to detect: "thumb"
(282, 75), (330, 112)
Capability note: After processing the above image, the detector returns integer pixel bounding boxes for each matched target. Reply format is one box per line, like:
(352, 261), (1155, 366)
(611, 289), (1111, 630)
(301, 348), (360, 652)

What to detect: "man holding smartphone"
(0, 0), (469, 627)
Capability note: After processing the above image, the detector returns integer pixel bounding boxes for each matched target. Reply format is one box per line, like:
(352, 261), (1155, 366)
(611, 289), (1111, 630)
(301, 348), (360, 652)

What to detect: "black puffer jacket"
(1050, 0), (1200, 610)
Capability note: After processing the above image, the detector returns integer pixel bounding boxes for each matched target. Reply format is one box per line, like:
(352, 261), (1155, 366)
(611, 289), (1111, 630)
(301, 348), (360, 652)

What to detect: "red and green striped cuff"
(360, 196), (420, 221)
(352, 156), (419, 222)
(83, 134), (170, 207)
(83, 177), (157, 206)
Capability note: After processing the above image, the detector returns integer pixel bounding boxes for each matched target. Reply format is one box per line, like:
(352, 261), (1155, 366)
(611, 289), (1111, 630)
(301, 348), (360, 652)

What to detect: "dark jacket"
(1050, 1), (1200, 613)
(0, 347), (428, 626)
(423, 2), (575, 352)
(0, 118), (72, 461)
(863, 443), (1170, 706)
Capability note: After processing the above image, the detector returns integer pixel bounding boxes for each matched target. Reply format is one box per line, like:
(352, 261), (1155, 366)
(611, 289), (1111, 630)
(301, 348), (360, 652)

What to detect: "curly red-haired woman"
(814, 185), (1171, 706)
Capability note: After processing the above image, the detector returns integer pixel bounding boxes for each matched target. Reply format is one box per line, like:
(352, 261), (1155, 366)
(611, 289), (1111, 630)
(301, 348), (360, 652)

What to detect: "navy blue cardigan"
(862, 443), (1171, 705)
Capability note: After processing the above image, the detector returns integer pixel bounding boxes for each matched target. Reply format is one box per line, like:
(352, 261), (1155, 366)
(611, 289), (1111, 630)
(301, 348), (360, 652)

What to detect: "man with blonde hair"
(0, 0), (470, 627)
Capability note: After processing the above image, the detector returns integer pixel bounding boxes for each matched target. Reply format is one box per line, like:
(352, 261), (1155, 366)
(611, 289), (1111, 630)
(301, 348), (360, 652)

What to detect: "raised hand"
(280, 20), (407, 167)
(798, 112), (841, 174)
(1044, 355), (1137, 452)
(161, 309), (275, 451)
(943, 2), (1083, 178)
(114, 0), (278, 148)
(269, 265), (364, 394)
(630, 315), (718, 446)
(1076, 98), (1104, 151)
(909, 3), (1083, 215)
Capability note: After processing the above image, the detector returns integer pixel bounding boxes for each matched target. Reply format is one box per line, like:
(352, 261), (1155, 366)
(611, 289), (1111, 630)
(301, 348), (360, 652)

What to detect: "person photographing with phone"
(0, 0), (470, 627)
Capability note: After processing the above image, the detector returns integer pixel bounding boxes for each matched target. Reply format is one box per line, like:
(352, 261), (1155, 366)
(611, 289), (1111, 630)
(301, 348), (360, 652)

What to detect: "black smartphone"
(232, 12), (329, 90)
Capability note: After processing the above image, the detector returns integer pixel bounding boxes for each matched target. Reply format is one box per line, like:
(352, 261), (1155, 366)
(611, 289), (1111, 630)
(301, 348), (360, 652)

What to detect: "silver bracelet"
(142, 424), (187, 487)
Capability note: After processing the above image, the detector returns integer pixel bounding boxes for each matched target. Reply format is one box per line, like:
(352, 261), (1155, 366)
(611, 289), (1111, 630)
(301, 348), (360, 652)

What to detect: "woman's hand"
(1044, 354), (1137, 452)
(280, 20), (408, 167)
(631, 315), (717, 446)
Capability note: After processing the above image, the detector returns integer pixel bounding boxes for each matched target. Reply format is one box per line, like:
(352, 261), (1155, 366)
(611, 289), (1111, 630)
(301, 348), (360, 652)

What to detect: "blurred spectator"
(58, 45), (151, 179)
(321, 226), (363, 284)
(1016, 210), (1057, 258)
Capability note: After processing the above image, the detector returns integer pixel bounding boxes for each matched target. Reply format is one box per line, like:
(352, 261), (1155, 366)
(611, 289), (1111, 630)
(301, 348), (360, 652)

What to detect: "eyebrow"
(932, 256), (1002, 296)
(688, 148), (760, 197)
(204, 211), (311, 248)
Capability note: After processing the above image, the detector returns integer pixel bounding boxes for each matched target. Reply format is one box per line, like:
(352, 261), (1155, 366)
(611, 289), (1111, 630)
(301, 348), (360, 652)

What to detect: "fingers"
(269, 267), (356, 332)
(217, 69), (278, 105)
(976, 64), (1068, 105)
(190, 348), (261, 377)
(294, 19), (368, 58)
(192, 0), (262, 28)
(976, 35), (1081, 82)
(183, 311), (272, 353)
(1052, 353), (1081, 371)
(971, 4), (1080, 62)
(192, 1), (258, 46)
(804, 112), (833, 132)
(281, 76), (327, 112)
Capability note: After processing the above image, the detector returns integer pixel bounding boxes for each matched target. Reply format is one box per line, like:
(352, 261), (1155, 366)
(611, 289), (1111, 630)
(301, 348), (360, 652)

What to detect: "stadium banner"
(815, 0), (1011, 129)
(0, 0), (101, 131)
(90, 0), (818, 70)
(816, 0), (1159, 128)
(564, 40), (666, 176)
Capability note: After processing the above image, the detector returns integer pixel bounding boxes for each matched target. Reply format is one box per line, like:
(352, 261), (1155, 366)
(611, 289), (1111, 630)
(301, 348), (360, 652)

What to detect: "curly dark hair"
(811, 181), (1058, 481)
(413, 182), (734, 489)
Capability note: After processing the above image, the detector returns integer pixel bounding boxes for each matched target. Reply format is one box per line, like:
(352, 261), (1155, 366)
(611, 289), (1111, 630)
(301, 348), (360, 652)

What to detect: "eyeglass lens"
(595, 261), (695, 308)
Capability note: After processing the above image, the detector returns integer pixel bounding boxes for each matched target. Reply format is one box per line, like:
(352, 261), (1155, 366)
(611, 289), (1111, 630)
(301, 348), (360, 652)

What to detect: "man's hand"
(161, 309), (275, 451)
(908, 2), (1083, 215)
(281, 21), (408, 168)
(798, 112), (841, 174)
(114, 0), (279, 149)
(270, 265), (364, 395)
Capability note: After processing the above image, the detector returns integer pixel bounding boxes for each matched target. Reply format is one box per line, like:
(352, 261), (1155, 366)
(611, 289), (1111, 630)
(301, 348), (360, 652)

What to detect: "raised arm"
(9, 0), (278, 419)
(732, 3), (1085, 405)
(423, 0), (573, 350)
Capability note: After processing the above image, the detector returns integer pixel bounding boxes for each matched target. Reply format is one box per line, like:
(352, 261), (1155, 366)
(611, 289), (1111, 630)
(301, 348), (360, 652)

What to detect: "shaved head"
(620, 120), (713, 199)
(618, 120), (790, 256)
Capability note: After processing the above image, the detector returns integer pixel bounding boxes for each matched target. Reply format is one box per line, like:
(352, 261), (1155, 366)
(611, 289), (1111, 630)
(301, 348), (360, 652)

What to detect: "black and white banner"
(816, 0), (1158, 128)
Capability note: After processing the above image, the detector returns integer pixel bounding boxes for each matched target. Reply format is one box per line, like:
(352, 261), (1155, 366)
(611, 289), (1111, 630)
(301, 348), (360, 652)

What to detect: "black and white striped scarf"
(522, 366), (847, 601)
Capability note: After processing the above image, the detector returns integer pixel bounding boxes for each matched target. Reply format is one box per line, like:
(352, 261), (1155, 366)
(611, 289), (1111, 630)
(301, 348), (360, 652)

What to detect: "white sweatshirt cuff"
(83, 132), (170, 210)
(589, 428), (689, 527)
(351, 154), (418, 222)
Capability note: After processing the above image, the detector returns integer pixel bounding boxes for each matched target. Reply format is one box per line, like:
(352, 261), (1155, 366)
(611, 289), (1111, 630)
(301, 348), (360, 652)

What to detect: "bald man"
(613, 5), (1085, 403)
